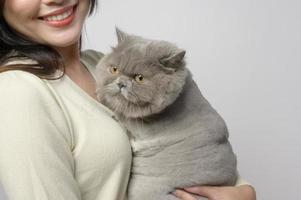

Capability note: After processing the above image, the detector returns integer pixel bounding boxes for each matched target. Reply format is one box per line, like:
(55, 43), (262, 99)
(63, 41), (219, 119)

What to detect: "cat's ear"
(115, 26), (129, 43)
(159, 50), (186, 73)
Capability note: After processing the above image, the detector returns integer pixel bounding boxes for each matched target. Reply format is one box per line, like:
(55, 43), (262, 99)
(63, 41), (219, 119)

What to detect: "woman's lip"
(41, 6), (76, 28)
(38, 4), (75, 18)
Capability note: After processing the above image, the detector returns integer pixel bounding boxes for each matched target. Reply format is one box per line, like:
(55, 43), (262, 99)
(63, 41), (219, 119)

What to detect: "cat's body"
(125, 75), (237, 200)
(95, 28), (237, 200)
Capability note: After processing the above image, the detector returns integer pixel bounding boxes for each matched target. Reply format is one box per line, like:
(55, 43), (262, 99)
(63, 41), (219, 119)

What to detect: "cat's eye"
(109, 65), (119, 74)
(134, 74), (144, 83)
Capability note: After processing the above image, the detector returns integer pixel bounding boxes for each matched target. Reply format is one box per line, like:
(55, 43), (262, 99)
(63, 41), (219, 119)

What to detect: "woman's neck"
(54, 42), (83, 73)
(53, 41), (97, 100)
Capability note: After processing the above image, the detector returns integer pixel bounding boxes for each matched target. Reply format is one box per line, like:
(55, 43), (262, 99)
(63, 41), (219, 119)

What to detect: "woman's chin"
(41, 24), (83, 48)
(45, 35), (80, 48)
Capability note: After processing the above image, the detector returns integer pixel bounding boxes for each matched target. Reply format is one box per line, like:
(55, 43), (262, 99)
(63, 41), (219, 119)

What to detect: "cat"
(94, 28), (238, 200)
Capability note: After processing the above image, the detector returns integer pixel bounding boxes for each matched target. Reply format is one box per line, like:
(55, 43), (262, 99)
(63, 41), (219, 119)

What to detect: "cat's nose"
(117, 82), (127, 89)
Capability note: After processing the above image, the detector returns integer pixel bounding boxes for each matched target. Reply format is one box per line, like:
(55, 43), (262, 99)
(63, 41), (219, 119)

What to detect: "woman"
(0, 0), (256, 199)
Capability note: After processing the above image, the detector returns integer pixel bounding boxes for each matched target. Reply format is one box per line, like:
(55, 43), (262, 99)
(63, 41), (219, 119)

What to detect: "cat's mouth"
(105, 83), (149, 106)
(113, 89), (144, 105)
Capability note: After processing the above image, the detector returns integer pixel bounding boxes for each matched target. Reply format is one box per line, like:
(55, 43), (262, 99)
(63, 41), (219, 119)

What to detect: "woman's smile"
(38, 4), (77, 28)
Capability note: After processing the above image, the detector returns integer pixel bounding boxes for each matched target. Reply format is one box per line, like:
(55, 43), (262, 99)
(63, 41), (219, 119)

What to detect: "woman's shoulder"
(0, 69), (45, 88)
(0, 70), (59, 108)
(80, 49), (105, 68)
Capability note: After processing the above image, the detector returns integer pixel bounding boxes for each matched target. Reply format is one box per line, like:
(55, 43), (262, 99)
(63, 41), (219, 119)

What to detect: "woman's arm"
(0, 71), (82, 200)
(173, 174), (256, 200)
(174, 185), (256, 200)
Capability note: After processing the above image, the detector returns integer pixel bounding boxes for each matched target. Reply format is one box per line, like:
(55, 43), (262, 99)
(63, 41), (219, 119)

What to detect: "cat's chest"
(122, 115), (189, 146)
(122, 118), (166, 140)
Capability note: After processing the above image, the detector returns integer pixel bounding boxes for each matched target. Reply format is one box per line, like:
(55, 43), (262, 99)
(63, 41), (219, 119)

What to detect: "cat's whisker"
(148, 105), (153, 118)
(96, 87), (115, 102)
(139, 109), (145, 129)
(129, 91), (141, 105)
(123, 101), (129, 117)
(133, 90), (151, 103)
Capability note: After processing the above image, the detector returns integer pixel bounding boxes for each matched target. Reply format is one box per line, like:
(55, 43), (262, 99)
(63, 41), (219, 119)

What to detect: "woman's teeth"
(44, 8), (73, 21)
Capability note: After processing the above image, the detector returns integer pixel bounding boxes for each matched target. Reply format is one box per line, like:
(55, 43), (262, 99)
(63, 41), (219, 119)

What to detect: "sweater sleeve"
(0, 71), (82, 200)
(235, 173), (252, 187)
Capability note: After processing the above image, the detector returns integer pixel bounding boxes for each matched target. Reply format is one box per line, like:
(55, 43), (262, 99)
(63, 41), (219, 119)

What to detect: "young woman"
(0, 0), (256, 199)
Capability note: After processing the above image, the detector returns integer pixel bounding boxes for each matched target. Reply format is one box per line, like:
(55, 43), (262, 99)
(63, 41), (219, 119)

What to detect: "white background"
(82, 0), (301, 199)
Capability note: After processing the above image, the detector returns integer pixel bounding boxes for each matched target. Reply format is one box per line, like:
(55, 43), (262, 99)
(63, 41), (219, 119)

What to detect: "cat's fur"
(95, 28), (238, 200)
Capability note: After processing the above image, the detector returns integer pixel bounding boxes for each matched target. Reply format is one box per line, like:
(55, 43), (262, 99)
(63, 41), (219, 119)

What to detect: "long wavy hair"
(0, 0), (98, 80)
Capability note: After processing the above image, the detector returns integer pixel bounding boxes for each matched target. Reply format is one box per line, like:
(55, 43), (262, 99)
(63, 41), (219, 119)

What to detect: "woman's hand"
(173, 185), (256, 200)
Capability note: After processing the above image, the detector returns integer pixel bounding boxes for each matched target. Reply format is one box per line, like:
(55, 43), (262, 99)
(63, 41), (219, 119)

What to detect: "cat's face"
(95, 28), (189, 119)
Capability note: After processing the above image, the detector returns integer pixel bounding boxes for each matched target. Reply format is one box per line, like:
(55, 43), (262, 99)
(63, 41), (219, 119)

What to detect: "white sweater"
(0, 50), (132, 200)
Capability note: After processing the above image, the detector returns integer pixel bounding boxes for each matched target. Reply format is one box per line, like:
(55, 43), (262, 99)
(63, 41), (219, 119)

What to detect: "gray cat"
(95, 28), (238, 200)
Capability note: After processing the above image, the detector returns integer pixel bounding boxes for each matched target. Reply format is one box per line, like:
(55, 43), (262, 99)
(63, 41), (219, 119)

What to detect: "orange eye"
(134, 74), (144, 83)
(109, 65), (119, 74)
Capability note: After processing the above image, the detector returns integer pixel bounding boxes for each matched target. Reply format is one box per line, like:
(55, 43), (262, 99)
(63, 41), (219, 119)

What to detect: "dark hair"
(0, 0), (98, 80)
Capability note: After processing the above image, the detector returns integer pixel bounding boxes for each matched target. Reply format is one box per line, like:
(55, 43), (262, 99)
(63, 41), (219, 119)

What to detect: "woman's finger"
(173, 189), (197, 200)
(183, 186), (219, 199)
